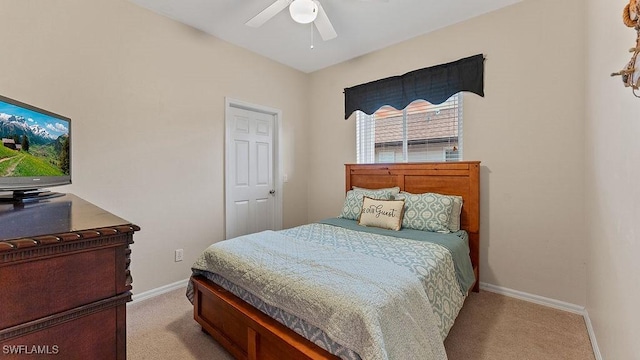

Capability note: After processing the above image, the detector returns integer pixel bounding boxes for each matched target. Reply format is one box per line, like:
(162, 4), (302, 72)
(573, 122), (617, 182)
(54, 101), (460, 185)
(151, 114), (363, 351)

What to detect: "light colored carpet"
(127, 288), (595, 360)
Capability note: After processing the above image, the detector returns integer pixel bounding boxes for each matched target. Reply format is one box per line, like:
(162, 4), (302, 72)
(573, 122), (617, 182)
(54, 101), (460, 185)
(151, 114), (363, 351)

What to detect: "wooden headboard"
(345, 161), (481, 292)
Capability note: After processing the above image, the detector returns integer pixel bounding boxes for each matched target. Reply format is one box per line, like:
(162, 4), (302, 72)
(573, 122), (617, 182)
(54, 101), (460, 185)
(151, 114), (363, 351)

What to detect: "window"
(356, 93), (463, 163)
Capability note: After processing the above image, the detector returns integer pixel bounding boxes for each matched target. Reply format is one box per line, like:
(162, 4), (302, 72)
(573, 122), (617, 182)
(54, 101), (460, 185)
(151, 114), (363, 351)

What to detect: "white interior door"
(225, 99), (281, 239)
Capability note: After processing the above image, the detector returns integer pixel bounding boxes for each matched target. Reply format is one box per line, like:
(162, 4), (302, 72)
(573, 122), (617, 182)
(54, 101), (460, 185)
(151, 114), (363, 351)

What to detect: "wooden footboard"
(192, 275), (339, 360)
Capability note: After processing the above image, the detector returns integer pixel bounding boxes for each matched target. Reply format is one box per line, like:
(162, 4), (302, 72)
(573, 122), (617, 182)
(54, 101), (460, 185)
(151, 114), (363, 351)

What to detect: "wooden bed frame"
(191, 161), (481, 360)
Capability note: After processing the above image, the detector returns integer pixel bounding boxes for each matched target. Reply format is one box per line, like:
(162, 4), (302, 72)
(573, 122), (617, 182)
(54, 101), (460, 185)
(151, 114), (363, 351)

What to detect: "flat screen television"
(0, 94), (71, 202)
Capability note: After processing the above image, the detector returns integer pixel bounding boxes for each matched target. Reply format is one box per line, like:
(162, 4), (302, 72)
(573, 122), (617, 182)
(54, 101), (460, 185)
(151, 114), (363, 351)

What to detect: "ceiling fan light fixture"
(289, 0), (318, 24)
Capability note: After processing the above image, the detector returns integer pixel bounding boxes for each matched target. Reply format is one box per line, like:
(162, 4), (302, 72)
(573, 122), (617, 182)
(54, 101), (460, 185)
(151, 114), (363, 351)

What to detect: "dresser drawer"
(0, 246), (119, 329)
(1, 301), (127, 360)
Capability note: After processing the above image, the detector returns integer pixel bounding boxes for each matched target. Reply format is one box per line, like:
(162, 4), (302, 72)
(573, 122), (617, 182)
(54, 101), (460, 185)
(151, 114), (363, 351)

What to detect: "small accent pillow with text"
(358, 197), (405, 231)
(338, 187), (400, 220)
(395, 192), (455, 233)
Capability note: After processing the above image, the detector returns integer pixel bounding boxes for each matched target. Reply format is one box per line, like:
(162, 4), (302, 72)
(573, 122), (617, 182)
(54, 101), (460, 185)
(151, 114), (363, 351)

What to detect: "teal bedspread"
(319, 218), (476, 294)
(188, 218), (475, 360)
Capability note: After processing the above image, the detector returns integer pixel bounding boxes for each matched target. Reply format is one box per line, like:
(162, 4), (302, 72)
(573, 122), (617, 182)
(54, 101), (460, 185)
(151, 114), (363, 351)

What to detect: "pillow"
(395, 191), (455, 233)
(358, 197), (405, 231)
(352, 186), (400, 196)
(338, 187), (400, 220)
(448, 195), (463, 232)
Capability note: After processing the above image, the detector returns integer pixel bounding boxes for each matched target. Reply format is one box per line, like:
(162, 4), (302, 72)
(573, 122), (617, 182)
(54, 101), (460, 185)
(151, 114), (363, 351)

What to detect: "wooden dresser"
(0, 194), (139, 359)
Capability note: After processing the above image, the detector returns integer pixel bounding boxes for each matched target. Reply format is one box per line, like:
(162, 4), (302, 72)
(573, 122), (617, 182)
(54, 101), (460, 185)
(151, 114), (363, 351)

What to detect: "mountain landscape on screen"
(0, 112), (70, 177)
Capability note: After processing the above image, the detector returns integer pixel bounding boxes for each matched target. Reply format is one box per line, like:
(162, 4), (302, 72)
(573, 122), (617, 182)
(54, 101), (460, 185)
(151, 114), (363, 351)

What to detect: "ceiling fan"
(246, 0), (338, 41)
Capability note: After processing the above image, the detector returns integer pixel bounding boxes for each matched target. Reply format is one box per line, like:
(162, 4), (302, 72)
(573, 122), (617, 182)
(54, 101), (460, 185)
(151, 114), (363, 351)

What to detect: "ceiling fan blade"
(246, 0), (291, 28)
(313, 1), (337, 41)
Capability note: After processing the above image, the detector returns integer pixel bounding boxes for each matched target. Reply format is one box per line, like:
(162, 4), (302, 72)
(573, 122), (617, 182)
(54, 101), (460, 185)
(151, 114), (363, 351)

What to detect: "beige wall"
(586, 0), (640, 358)
(307, 0), (588, 305)
(0, 0), (310, 294)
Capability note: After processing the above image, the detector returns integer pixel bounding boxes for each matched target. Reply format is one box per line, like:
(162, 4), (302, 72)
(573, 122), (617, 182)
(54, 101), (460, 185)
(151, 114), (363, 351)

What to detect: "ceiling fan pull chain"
(310, 23), (314, 49)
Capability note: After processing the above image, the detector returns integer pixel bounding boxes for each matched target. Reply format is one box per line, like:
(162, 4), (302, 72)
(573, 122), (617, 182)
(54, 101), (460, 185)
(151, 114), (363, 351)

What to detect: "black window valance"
(344, 54), (485, 119)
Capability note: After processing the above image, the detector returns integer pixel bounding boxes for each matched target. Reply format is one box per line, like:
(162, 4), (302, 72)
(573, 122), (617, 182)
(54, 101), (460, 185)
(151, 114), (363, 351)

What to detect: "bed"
(188, 161), (480, 360)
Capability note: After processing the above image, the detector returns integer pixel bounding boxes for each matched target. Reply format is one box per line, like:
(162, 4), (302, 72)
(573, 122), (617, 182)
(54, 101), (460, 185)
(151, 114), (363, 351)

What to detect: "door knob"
(269, 190), (276, 195)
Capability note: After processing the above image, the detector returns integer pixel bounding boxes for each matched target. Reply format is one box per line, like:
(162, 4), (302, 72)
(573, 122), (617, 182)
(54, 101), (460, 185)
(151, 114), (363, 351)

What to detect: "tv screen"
(0, 95), (71, 195)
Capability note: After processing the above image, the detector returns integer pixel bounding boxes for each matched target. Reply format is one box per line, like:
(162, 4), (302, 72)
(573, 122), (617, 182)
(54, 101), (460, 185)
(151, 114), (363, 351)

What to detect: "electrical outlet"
(175, 249), (183, 262)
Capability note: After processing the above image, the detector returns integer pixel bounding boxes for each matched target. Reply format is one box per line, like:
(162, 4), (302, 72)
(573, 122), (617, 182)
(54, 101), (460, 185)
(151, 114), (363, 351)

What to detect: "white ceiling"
(129, 0), (521, 73)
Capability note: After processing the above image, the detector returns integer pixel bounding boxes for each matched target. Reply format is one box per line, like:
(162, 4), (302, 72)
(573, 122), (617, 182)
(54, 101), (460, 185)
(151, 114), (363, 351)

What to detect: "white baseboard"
(128, 278), (189, 305)
(479, 282), (585, 314)
(582, 311), (603, 360)
(480, 282), (602, 360)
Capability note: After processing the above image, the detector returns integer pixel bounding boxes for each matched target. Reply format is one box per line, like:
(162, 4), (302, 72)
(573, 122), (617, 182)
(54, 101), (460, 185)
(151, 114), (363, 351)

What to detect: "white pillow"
(448, 195), (463, 232)
(358, 197), (405, 231)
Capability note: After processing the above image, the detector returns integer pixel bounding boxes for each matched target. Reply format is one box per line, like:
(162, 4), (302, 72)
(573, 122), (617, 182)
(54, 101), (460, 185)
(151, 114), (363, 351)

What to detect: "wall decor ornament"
(611, 0), (640, 97)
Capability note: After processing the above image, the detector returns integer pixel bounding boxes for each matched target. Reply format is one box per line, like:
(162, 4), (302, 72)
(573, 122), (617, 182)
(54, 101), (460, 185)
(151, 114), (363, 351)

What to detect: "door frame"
(224, 97), (283, 239)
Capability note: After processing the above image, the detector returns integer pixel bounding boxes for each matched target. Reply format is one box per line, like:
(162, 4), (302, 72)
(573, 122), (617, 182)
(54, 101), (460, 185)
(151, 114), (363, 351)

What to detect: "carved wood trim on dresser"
(0, 194), (139, 360)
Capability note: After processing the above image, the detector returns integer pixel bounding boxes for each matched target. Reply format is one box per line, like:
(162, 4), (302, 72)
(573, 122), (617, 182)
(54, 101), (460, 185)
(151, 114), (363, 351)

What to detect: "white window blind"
(356, 93), (463, 163)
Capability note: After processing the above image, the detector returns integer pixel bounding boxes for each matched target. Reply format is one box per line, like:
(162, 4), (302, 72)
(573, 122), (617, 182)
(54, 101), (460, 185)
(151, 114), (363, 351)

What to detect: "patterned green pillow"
(352, 186), (401, 195)
(338, 187), (400, 220)
(395, 191), (454, 233)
